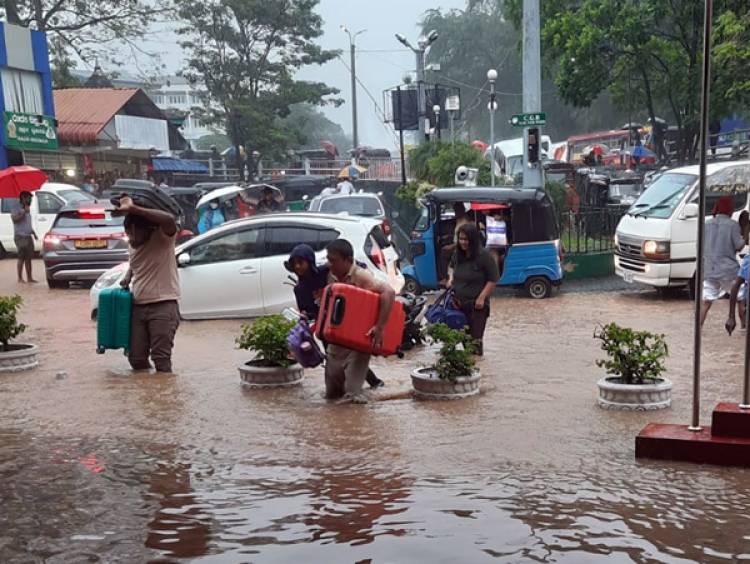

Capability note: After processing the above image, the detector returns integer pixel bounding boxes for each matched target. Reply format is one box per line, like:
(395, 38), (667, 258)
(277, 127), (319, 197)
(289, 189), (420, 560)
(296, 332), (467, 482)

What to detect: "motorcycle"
(396, 292), (427, 351)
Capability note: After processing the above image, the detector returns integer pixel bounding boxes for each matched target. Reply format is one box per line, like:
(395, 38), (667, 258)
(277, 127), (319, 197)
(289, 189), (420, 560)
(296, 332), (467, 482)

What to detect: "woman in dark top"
(449, 222), (500, 355)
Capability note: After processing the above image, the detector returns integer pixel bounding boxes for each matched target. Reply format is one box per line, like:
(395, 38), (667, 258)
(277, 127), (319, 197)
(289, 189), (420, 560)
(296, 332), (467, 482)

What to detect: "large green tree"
(421, 3), (631, 144)
(1, 0), (167, 62)
(178, 0), (341, 171)
(279, 104), (351, 153)
(500, 0), (750, 162)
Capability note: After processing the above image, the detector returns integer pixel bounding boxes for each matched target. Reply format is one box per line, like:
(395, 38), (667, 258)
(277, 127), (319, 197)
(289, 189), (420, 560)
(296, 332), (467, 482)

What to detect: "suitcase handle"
(331, 296), (346, 326)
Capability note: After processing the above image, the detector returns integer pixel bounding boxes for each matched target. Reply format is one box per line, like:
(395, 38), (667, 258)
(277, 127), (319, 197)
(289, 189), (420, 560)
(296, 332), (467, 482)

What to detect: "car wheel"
(525, 276), (552, 299)
(47, 277), (68, 289)
(403, 276), (422, 295)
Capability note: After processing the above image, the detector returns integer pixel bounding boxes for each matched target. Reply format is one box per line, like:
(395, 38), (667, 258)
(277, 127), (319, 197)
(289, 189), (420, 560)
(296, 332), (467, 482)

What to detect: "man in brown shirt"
(325, 239), (395, 404)
(118, 196), (180, 373)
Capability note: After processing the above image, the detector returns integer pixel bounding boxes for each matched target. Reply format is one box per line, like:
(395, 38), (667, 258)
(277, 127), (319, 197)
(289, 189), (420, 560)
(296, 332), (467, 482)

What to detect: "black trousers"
(458, 300), (490, 355)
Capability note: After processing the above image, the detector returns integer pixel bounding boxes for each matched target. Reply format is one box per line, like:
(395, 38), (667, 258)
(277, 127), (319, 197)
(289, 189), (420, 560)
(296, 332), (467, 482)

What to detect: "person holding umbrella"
(256, 186), (282, 214)
(12, 191), (38, 283)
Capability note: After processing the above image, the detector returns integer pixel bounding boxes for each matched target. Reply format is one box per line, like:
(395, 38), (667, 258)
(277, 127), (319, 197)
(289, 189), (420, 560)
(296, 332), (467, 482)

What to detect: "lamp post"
(433, 104), (441, 140)
(487, 68), (498, 186)
(341, 25), (366, 150)
(395, 30), (439, 144)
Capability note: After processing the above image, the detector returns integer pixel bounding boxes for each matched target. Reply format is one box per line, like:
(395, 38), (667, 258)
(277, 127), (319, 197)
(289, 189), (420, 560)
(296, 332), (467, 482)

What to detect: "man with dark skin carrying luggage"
(118, 196), (180, 373)
(324, 239), (395, 404)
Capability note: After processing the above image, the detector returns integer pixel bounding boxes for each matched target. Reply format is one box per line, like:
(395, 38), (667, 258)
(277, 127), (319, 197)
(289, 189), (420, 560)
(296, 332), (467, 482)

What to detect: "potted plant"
(411, 323), (481, 400)
(594, 322), (672, 410)
(0, 295), (38, 373)
(237, 315), (303, 388)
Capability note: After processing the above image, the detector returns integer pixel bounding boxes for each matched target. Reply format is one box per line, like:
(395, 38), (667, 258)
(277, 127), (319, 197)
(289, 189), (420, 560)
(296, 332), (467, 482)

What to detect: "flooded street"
(3, 260), (750, 563)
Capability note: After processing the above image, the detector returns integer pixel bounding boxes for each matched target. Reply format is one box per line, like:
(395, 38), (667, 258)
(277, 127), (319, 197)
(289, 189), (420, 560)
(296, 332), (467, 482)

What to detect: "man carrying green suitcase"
(118, 196), (180, 373)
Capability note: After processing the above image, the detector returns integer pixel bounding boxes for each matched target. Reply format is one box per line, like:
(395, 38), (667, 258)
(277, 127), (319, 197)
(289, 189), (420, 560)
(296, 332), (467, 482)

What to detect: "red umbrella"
(0, 166), (48, 198)
(320, 140), (338, 158)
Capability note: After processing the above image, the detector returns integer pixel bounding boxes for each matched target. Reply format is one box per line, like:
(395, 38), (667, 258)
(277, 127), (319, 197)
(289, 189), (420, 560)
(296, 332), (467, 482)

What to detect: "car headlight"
(614, 233), (619, 247)
(94, 270), (122, 289)
(643, 240), (670, 258)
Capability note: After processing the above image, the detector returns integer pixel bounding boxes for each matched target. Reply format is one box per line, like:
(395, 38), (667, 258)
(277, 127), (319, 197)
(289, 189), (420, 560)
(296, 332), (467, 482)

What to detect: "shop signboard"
(4, 111), (58, 151)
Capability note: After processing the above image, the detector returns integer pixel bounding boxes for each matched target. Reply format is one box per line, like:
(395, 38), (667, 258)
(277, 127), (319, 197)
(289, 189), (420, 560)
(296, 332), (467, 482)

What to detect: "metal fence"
(560, 206), (624, 255)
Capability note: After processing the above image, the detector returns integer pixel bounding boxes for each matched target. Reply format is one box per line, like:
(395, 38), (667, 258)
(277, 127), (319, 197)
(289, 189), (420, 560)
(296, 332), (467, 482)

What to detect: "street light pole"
(396, 31), (439, 145)
(487, 69), (498, 187)
(341, 25), (366, 150)
(433, 104), (441, 140)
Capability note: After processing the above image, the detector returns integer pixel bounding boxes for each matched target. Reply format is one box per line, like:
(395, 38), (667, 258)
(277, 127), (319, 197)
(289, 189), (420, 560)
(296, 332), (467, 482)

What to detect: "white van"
(486, 135), (552, 179)
(614, 160), (750, 293)
(0, 182), (95, 256)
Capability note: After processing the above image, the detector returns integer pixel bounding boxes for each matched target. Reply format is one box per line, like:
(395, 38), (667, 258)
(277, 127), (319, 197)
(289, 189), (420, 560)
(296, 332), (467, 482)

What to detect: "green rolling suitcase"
(97, 287), (132, 354)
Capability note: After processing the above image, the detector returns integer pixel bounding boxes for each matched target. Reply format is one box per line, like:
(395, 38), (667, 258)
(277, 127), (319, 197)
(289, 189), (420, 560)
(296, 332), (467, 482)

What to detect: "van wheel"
(525, 276), (552, 299)
(687, 277), (697, 300)
(47, 277), (68, 289)
(0, 244), (6, 259)
(403, 276), (422, 295)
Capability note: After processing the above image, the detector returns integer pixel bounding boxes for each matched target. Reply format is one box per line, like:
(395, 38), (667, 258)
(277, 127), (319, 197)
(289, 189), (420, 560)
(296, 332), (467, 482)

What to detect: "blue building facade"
(0, 22), (56, 169)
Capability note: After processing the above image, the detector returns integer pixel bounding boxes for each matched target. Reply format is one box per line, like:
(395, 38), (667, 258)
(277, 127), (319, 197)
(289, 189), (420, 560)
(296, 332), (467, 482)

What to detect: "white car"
(90, 213), (404, 320)
(0, 182), (95, 256)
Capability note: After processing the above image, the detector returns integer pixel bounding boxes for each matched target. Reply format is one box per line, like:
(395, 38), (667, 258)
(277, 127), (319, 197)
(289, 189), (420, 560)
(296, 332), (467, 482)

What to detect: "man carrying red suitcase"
(118, 196), (180, 373)
(324, 239), (395, 404)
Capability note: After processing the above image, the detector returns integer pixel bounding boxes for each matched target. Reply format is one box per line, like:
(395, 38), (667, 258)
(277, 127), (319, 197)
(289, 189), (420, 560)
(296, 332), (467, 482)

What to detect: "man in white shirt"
(336, 175), (354, 195)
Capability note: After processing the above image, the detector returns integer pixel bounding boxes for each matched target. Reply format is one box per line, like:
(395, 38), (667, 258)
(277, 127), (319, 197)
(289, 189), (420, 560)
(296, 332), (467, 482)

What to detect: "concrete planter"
(239, 361), (303, 388)
(0, 344), (39, 373)
(597, 376), (672, 411)
(411, 367), (481, 400)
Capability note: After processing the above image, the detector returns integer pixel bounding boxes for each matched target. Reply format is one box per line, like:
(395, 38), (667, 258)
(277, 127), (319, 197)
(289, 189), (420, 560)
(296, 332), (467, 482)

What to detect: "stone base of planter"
(411, 367), (481, 400)
(239, 362), (303, 388)
(597, 376), (672, 411)
(0, 344), (39, 373)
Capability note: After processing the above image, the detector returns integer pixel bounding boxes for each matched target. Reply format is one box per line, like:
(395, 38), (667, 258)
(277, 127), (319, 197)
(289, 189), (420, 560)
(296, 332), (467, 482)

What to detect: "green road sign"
(510, 112), (546, 127)
(4, 111), (58, 151)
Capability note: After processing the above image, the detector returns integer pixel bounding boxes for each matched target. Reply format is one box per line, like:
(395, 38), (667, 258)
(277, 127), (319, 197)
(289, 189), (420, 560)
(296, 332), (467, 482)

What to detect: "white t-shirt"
(337, 180), (353, 195)
(320, 187), (337, 196)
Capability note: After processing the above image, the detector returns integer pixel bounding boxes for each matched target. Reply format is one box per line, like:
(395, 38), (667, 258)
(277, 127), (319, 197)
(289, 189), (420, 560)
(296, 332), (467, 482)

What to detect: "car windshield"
(55, 212), (124, 228)
(628, 173), (697, 218)
(60, 190), (96, 203)
(319, 196), (383, 216)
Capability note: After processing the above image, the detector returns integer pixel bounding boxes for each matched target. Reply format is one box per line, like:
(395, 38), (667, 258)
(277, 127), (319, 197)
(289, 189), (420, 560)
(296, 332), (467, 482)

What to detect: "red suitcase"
(315, 283), (405, 356)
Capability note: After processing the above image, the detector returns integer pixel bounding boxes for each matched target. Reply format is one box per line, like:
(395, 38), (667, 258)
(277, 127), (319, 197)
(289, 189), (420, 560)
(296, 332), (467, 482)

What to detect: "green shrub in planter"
(237, 315), (296, 368)
(0, 295), (27, 352)
(425, 323), (477, 381)
(593, 322), (668, 385)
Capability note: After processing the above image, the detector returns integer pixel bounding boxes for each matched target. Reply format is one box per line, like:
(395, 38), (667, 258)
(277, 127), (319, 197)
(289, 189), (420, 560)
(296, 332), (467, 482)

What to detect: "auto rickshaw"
(402, 187), (563, 299)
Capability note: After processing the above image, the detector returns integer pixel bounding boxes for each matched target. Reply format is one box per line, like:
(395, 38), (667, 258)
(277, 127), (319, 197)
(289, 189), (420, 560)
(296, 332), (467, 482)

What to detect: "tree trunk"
(32, 0), (44, 30)
(4, 0), (20, 24)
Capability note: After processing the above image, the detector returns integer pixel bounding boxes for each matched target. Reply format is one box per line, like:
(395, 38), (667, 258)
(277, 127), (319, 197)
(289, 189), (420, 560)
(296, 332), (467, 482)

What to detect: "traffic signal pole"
(522, 0), (544, 189)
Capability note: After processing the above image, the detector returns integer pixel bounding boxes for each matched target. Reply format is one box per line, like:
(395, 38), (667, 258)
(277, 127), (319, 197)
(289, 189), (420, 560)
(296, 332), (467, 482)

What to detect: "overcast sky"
(116, 0), (466, 150)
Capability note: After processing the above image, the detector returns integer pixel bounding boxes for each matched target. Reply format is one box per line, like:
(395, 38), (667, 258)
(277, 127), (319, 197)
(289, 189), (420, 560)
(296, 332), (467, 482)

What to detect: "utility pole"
(396, 30), (439, 145)
(522, 0), (543, 189)
(341, 26), (366, 150)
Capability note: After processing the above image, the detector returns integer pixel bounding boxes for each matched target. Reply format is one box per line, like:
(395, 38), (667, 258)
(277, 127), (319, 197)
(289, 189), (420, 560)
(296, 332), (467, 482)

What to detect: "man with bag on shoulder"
(118, 195), (180, 373)
(447, 222), (500, 356)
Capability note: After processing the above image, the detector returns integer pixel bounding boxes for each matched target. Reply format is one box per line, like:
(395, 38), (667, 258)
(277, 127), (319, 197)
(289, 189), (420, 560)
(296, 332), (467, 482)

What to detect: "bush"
(408, 141), (491, 187)
(0, 295), (27, 351)
(425, 323), (477, 381)
(396, 180), (437, 206)
(237, 315), (296, 368)
(593, 322), (668, 385)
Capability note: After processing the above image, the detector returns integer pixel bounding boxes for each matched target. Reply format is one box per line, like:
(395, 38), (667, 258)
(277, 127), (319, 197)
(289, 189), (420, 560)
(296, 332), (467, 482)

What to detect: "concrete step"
(636, 422), (750, 467)
(711, 402), (750, 438)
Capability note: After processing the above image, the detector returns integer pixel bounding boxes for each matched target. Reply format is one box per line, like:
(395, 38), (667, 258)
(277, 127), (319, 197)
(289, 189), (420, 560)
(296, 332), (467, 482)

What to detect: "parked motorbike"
(397, 292), (427, 351)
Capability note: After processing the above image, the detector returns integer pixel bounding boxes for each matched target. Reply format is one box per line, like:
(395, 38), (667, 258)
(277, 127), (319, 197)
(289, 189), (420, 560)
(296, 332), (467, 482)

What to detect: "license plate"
(75, 240), (107, 249)
(622, 270), (634, 283)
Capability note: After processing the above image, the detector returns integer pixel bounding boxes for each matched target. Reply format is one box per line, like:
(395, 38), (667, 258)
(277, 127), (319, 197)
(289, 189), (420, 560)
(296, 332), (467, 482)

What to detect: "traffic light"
(528, 127), (540, 164)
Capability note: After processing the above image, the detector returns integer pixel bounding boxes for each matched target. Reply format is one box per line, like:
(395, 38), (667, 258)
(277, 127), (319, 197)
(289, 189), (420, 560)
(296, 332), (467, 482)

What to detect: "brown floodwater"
(2, 261), (750, 562)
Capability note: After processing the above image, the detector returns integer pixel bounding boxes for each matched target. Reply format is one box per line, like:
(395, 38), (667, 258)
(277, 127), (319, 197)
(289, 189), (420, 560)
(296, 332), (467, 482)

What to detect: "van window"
(629, 173), (697, 219)
(0, 199), (18, 213)
(36, 192), (64, 214)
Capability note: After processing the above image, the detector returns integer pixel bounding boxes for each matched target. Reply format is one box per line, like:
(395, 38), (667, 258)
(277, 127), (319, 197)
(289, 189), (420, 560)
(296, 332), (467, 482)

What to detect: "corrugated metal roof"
(53, 88), (139, 145)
